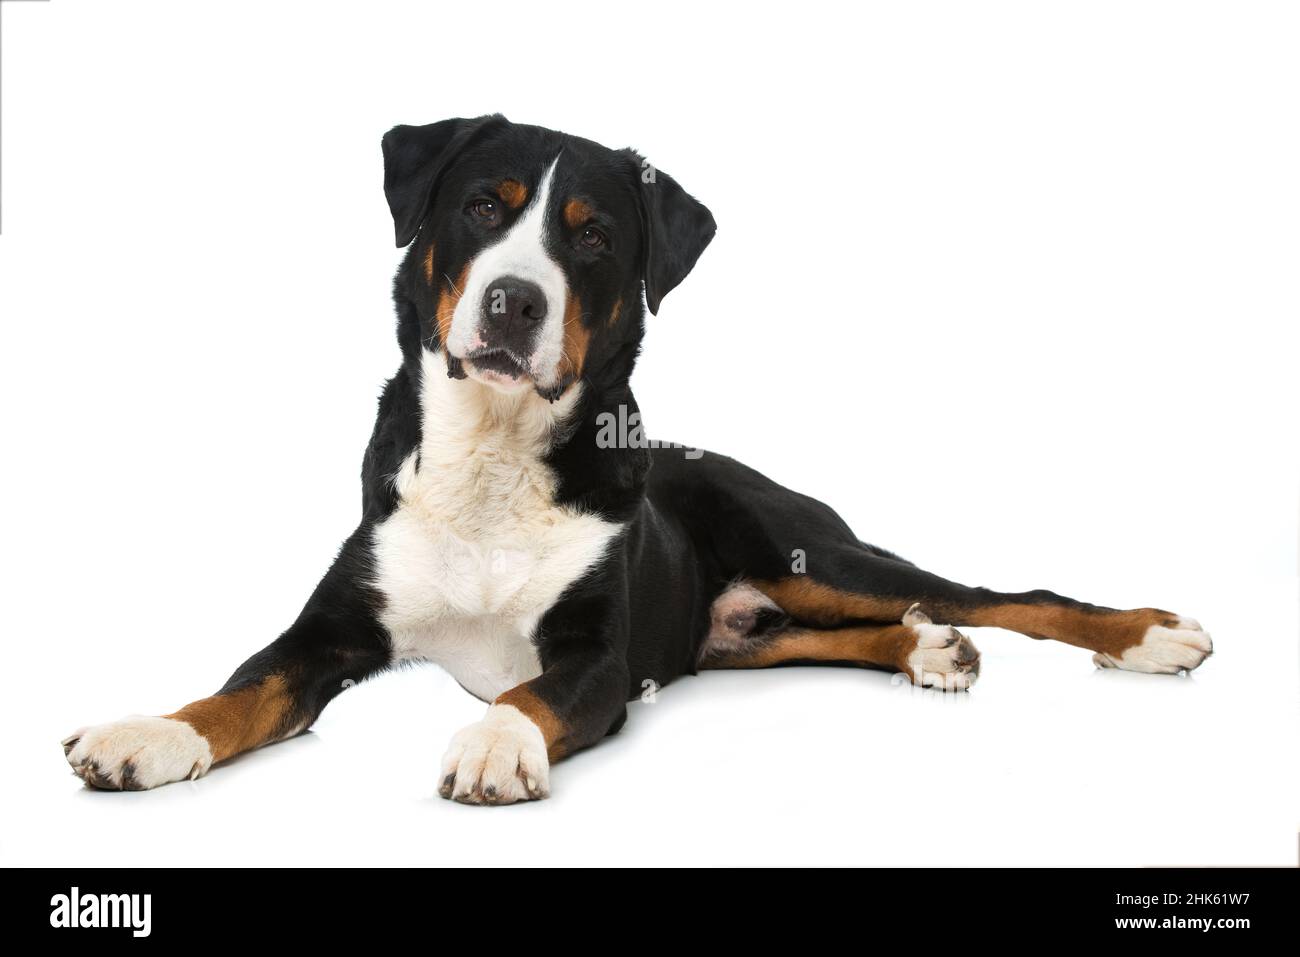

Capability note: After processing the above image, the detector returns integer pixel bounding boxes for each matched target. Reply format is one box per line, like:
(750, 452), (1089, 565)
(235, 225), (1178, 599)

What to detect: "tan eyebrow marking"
(563, 198), (594, 228)
(423, 243), (435, 286)
(498, 179), (528, 209)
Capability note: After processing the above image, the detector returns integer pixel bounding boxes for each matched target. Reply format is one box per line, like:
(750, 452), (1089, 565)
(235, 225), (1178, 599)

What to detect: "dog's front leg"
(63, 528), (391, 790)
(438, 584), (630, 805)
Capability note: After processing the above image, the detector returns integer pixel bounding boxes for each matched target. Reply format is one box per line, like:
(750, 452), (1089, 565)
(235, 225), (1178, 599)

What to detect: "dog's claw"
(902, 602), (932, 627)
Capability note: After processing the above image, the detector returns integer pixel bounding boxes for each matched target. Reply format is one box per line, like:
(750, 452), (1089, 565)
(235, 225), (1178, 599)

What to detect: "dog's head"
(383, 115), (715, 399)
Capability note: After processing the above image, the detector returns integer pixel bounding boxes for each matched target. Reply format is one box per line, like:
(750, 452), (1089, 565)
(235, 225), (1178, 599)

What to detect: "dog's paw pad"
(438, 704), (549, 806)
(63, 716), (212, 791)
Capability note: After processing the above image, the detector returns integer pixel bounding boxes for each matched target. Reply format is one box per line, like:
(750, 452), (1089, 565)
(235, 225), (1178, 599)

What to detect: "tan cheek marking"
(563, 198), (594, 228)
(166, 675), (292, 764)
(495, 685), (568, 761)
(435, 262), (472, 344)
(607, 298), (622, 329)
(498, 179), (527, 209)
(423, 243), (435, 286)
(556, 293), (592, 381)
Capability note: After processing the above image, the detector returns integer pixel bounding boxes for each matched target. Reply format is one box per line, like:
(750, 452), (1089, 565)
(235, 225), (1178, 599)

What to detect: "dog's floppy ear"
(629, 153), (717, 315)
(382, 114), (506, 247)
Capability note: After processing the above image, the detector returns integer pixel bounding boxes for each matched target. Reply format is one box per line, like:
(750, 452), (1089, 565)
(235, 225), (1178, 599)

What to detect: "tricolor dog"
(64, 116), (1212, 804)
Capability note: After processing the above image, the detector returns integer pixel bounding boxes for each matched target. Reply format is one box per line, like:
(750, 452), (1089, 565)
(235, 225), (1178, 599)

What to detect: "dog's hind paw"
(902, 603), (981, 691)
(1093, 615), (1212, 674)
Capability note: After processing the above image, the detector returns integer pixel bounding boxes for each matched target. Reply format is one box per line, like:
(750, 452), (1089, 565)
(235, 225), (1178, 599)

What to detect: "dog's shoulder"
(361, 364), (423, 522)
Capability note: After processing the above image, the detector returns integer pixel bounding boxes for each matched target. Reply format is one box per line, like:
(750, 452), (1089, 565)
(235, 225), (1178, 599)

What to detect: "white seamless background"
(0, 0), (1296, 866)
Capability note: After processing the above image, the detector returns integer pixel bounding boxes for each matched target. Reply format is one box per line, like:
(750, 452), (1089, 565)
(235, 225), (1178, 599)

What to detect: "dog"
(63, 116), (1212, 803)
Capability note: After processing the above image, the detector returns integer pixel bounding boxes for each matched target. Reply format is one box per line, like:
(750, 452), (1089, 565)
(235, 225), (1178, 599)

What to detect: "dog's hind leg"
(743, 543), (1211, 675)
(698, 582), (980, 690)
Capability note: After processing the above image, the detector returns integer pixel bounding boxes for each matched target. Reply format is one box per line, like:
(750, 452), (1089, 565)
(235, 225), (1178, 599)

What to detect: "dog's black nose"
(478, 277), (546, 360)
(483, 276), (547, 327)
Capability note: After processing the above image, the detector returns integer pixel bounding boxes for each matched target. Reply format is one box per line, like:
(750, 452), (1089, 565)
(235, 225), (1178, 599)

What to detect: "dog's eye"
(580, 226), (607, 249)
(469, 199), (499, 222)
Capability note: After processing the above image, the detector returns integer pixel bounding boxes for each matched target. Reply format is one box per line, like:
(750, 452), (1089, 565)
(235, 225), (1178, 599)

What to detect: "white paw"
(438, 704), (549, 805)
(63, 716), (212, 790)
(902, 603), (981, 691)
(1093, 616), (1212, 674)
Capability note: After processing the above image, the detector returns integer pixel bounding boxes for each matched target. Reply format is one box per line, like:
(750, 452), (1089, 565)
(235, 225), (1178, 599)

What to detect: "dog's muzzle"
(466, 275), (547, 381)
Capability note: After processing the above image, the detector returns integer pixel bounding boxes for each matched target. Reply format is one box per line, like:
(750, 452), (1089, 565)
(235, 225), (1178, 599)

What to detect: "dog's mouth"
(465, 348), (531, 384)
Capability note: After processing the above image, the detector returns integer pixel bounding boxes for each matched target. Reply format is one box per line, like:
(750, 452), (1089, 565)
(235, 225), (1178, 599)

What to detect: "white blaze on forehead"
(447, 155), (570, 388)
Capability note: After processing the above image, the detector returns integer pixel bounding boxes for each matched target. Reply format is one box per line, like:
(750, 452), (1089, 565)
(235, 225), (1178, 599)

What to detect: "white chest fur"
(370, 351), (620, 701)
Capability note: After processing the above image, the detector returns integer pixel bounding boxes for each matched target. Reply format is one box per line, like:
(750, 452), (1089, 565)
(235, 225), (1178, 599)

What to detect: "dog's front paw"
(1093, 614), (1212, 674)
(902, 603), (981, 691)
(63, 716), (212, 790)
(438, 704), (549, 805)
